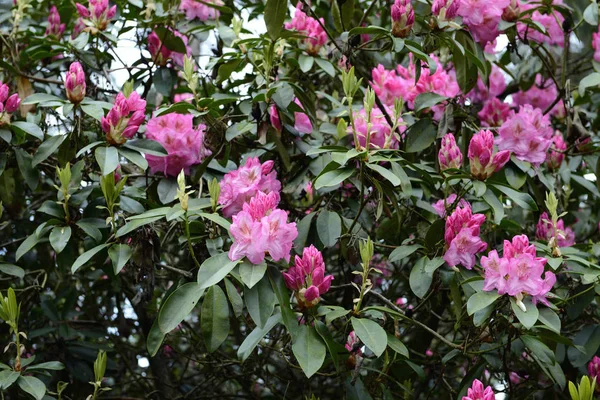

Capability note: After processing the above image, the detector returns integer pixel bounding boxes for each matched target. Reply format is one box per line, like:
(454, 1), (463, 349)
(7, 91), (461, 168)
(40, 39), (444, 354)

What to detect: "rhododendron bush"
(4, 0), (600, 398)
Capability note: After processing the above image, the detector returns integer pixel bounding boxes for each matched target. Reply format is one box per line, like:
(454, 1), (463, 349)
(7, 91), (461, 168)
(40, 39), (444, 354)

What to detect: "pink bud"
(65, 62), (86, 104)
(432, 0), (459, 20)
(5, 93), (20, 113)
(391, 0), (414, 38)
(546, 131), (566, 170)
(0, 84), (8, 103)
(75, 3), (91, 18)
(468, 130), (509, 180)
(439, 133), (462, 171)
(269, 104), (282, 132)
(502, 0), (520, 22)
(588, 356), (600, 380)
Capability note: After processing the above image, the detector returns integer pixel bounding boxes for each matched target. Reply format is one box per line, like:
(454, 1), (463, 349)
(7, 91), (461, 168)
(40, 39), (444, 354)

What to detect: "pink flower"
(468, 130), (510, 180)
(351, 107), (405, 149)
(593, 30), (600, 63)
(458, 0), (510, 44)
(65, 62), (86, 104)
(444, 202), (486, 244)
(496, 105), (553, 165)
(218, 157), (282, 218)
(269, 99), (313, 136)
(345, 331), (362, 356)
(468, 64), (506, 103)
(512, 74), (564, 117)
(432, 194), (469, 217)
(283, 245), (333, 308)
(101, 91), (147, 145)
(588, 356), (600, 381)
(46, 6), (66, 38)
(462, 379), (494, 400)
(148, 28), (191, 67)
(432, 0), (460, 20)
(546, 132), (566, 170)
(517, 0), (565, 47)
(439, 133), (462, 171)
(391, 0), (414, 38)
(536, 212), (575, 247)
(180, 0), (221, 21)
(145, 113), (211, 177)
(75, 0), (117, 32)
(228, 192), (297, 264)
(443, 227), (487, 269)
(72, 18), (86, 39)
(174, 92), (194, 103)
(482, 235), (555, 307)
(478, 98), (511, 127)
(502, 0), (520, 22)
(285, 4), (328, 55)
(0, 82), (20, 126)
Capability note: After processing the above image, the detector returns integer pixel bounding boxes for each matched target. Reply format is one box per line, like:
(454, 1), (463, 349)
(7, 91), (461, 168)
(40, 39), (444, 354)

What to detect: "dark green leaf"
(292, 325), (326, 378)
(108, 244), (132, 274)
(351, 317), (387, 357)
(158, 282), (205, 333)
(316, 210), (341, 247)
(264, 0), (288, 40)
(405, 119), (436, 153)
(201, 285), (230, 352)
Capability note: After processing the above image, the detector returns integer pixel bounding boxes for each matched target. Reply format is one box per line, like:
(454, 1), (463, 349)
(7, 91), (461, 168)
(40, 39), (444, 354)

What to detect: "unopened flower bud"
(391, 0), (415, 38)
(65, 62), (86, 104)
(439, 133), (462, 171)
(468, 130), (510, 180)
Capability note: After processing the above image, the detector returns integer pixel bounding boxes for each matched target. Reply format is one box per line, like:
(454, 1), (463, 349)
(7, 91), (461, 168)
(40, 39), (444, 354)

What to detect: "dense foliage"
(3, 0), (600, 398)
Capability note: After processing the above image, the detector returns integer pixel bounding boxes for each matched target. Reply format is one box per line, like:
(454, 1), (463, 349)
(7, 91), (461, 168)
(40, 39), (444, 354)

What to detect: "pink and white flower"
(283, 245), (333, 308)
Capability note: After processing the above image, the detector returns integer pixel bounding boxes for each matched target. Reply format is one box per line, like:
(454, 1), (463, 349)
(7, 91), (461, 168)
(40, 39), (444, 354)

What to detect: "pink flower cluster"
(468, 65), (506, 104)
(468, 130), (510, 180)
(478, 98), (511, 127)
(588, 356), (600, 381)
(536, 212), (575, 247)
(512, 75), (564, 117)
(46, 6), (65, 38)
(481, 235), (555, 306)
(462, 379), (494, 400)
(283, 245), (333, 308)
(102, 91), (147, 145)
(444, 202), (487, 269)
(285, 4), (328, 55)
(432, 0), (460, 20)
(269, 99), (313, 136)
(218, 157), (281, 217)
(593, 29), (600, 63)
(496, 105), (553, 165)
(351, 107), (405, 150)
(75, 0), (116, 33)
(145, 113), (211, 177)
(432, 194), (469, 218)
(65, 62), (86, 104)
(546, 132), (566, 170)
(517, 0), (565, 47)
(228, 191), (298, 264)
(180, 0), (221, 21)
(391, 0), (414, 38)
(371, 55), (459, 119)
(458, 0), (509, 44)
(148, 29), (192, 67)
(439, 133), (462, 171)
(0, 82), (21, 126)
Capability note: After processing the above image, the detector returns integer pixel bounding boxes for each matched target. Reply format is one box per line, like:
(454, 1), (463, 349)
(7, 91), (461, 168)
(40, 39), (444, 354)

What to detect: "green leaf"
(224, 278), (244, 318)
(16, 225), (51, 261)
(153, 26), (188, 53)
(268, 267), (298, 338)
(17, 375), (46, 400)
(22, 93), (64, 106)
(32, 134), (66, 166)
(538, 308), (561, 334)
(14, 148), (39, 190)
(316, 210), (341, 248)
(71, 244), (109, 273)
(351, 317), (387, 357)
(405, 118), (436, 153)
(414, 92), (447, 112)
(292, 325), (326, 378)
(25, 361), (64, 371)
(572, 175), (600, 198)
(389, 244), (421, 263)
(490, 183), (538, 210)
(49, 226), (71, 254)
(118, 147), (148, 170)
(367, 163), (401, 187)
(387, 333), (409, 358)
(123, 139), (168, 156)
(584, 2), (599, 25)
(264, 0), (288, 40)
(0, 264), (24, 278)
(466, 291), (500, 316)
(201, 285), (230, 352)
(521, 335), (555, 364)
(197, 252), (240, 289)
(315, 58), (335, 77)
(239, 260), (267, 289)
(95, 146), (119, 176)
(0, 370), (19, 390)
(293, 212), (315, 253)
(147, 319), (165, 357)
(237, 312), (282, 361)
(81, 103), (105, 121)
(510, 297), (539, 329)
(314, 320), (342, 371)
(157, 178), (178, 204)
(409, 257), (432, 298)
(116, 216), (163, 237)
(314, 168), (354, 189)
(76, 219), (103, 243)
(158, 282), (205, 333)
(244, 275), (276, 328)
(153, 67), (176, 97)
(298, 54), (314, 73)
(11, 121), (44, 140)
(482, 189), (504, 224)
(108, 244), (133, 274)
(579, 72), (600, 96)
